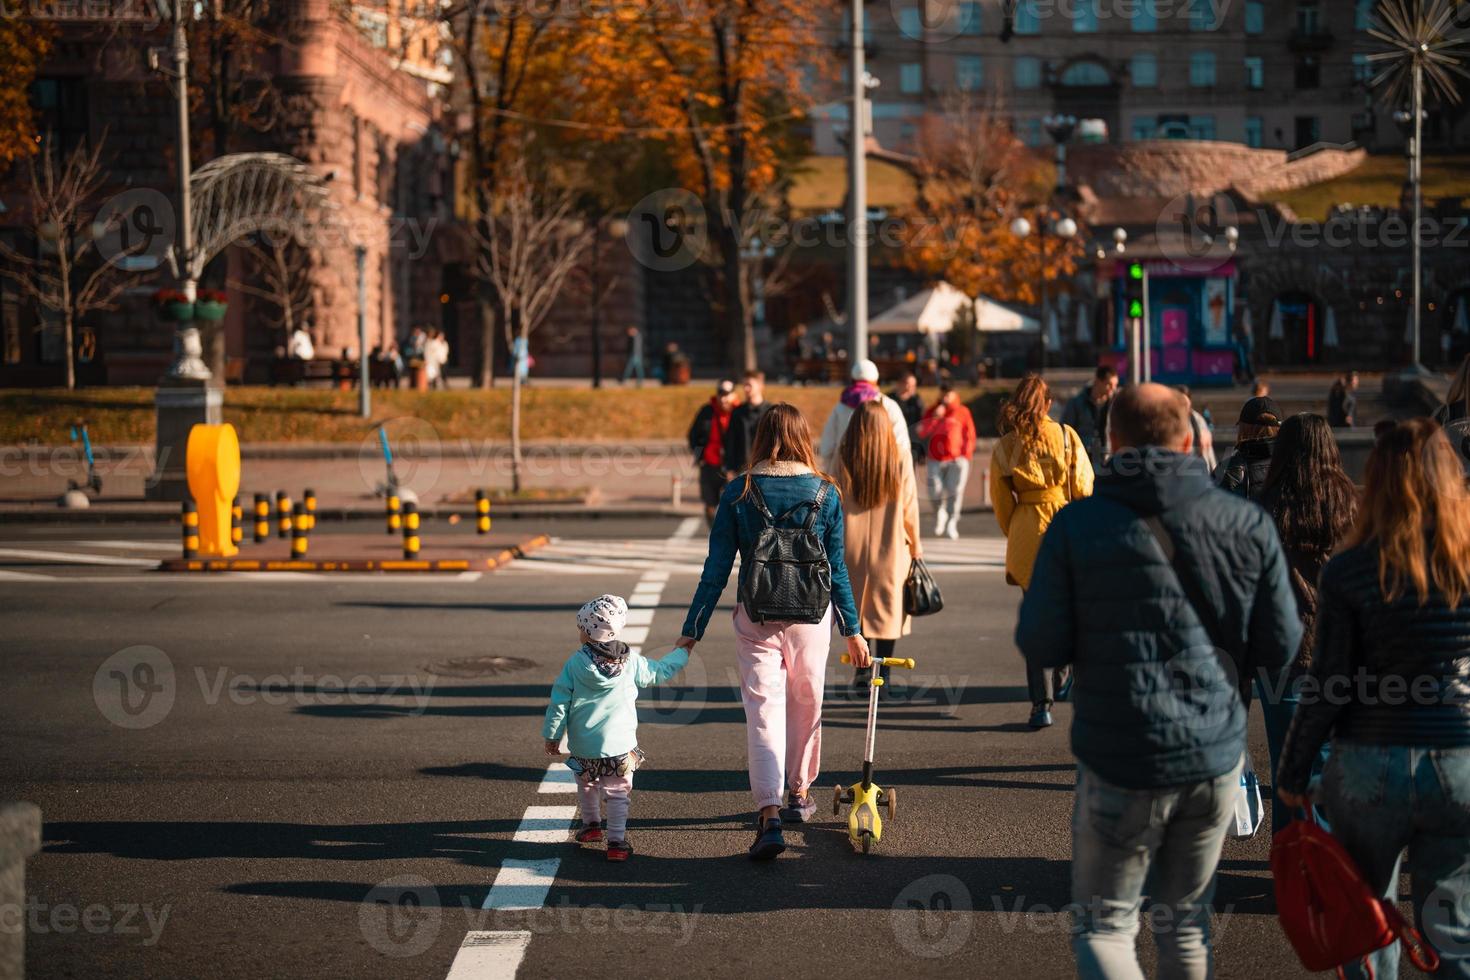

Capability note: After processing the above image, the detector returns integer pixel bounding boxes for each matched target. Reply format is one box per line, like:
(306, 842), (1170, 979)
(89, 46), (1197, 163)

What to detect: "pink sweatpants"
(733, 606), (832, 810)
(576, 771), (633, 840)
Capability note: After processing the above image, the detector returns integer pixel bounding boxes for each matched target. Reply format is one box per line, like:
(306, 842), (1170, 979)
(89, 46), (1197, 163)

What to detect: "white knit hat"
(851, 358), (880, 383)
(577, 595), (628, 643)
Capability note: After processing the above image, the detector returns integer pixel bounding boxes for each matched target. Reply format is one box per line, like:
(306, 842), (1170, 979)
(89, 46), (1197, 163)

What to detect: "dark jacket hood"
(1096, 448), (1215, 517)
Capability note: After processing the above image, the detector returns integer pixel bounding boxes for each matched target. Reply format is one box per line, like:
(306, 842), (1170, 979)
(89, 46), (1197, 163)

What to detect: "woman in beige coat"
(837, 400), (922, 688)
(990, 374), (1094, 729)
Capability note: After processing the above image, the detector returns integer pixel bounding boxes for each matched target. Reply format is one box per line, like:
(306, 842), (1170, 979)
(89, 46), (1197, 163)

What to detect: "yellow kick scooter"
(832, 654), (916, 853)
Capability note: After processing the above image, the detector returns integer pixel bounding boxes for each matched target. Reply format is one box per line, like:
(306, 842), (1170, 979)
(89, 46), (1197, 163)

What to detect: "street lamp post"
(356, 245), (370, 418)
(847, 1), (876, 362)
(1395, 95), (1426, 372)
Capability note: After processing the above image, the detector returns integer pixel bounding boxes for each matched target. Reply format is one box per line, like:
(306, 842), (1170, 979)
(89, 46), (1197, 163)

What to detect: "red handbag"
(1271, 809), (1440, 974)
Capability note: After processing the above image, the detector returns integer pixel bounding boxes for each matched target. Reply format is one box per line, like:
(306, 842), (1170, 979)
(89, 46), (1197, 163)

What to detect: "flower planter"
(159, 302), (196, 322)
(194, 300), (228, 322)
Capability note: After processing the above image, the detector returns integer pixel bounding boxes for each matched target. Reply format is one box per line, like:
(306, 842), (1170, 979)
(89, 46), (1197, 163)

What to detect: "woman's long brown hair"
(739, 402), (835, 499)
(998, 374), (1051, 450)
(1349, 418), (1470, 608)
(837, 400), (902, 511)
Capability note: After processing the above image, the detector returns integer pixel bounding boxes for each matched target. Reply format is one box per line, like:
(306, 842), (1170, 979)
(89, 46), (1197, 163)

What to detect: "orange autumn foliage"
(0, 16), (52, 165)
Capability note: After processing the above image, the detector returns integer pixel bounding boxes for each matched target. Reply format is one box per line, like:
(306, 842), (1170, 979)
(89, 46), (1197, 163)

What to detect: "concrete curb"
(2, 440), (691, 461)
(158, 534), (552, 573)
(0, 801), (40, 980)
(0, 504), (706, 523)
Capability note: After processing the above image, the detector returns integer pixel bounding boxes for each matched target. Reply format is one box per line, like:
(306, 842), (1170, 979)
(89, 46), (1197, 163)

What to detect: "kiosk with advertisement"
(1102, 258), (1239, 387)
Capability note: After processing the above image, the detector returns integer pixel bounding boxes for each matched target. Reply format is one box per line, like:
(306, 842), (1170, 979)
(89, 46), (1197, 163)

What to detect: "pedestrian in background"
(1327, 370), (1359, 427)
(287, 324), (315, 362)
(425, 328), (450, 389)
(1252, 379), (1271, 399)
(1234, 315), (1257, 383)
(1060, 365), (1118, 471)
(687, 380), (738, 527)
(918, 384), (976, 540)
(836, 400), (921, 693)
(785, 325), (808, 383)
(621, 326), (645, 387)
(1255, 413), (1358, 833)
(1019, 384), (1299, 979)
(991, 374), (1094, 729)
(724, 370), (772, 476)
(891, 370), (925, 468)
(1176, 385), (1218, 472)
(1215, 395), (1282, 501)
(817, 359), (912, 475)
(1277, 419), (1470, 980)
(677, 404), (869, 860)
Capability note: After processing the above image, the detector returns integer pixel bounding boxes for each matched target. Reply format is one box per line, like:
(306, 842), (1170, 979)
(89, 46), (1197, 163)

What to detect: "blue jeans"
(1256, 673), (1330, 835)
(622, 353), (644, 383)
(1071, 758), (1242, 980)
(1320, 742), (1470, 980)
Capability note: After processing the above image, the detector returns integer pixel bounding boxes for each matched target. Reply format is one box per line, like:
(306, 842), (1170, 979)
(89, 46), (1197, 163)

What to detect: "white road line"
(535, 764), (576, 794)
(445, 932), (533, 980)
(624, 607), (655, 626)
(480, 859), (562, 912)
(0, 547), (158, 567)
(458, 571), (484, 582)
(0, 569), (56, 581)
(511, 806), (579, 844)
(671, 517), (701, 540)
(65, 539), (180, 553)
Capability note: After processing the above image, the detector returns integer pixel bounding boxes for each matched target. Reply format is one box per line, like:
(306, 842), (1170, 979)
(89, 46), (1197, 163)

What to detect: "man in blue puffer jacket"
(1018, 383), (1300, 980)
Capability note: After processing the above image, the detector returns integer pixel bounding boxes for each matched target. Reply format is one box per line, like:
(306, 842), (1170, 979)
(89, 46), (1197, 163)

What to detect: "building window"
(1133, 0), (1157, 32)
(842, 8), (873, 44)
(1189, 51), (1217, 87)
(1018, 118), (1043, 146)
(1073, 0), (1098, 32)
(1295, 115), (1321, 149)
(31, 78), (88, 158)
(1190, 115), (1217, 140)
(956, 55), (984, 92)
(1296, 55), (1320, 89)
(1297, 1), (1322, 35)
(1131, 52), (1159, 87)
(1131, 116), (1156, 141)
(1014, 56), (1042, 89)
(1245, 116), (1264, 147)
(1244, 56), (1264, 90)
(1245, 0), (1264, 34)
(1352, 53), (1374, 85)
(1015, 0), (1040, 34)
(1061, 61), (1110, 86)
(900, 62), (923, 94)
(1190, 0), (1219, 31)
(960, 2), (982, 34)
(1355, 0), (1374, 30)
(898, 5), (922, 39)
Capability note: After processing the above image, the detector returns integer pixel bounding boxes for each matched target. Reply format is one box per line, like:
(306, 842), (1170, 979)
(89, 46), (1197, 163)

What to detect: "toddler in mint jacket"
(542, 594), (689, 861)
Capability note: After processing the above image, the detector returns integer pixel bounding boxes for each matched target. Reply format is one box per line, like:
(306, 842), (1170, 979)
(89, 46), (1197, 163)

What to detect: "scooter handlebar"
(840, 655), (916, 669)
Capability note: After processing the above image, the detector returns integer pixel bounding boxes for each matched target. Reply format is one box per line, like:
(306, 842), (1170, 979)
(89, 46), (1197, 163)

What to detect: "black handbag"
(903, 557), (944, 617)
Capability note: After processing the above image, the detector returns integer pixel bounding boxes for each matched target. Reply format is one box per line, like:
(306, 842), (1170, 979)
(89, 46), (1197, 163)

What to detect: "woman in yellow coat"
(990, 374), (1094, 729)
(838, 400), (922, 691)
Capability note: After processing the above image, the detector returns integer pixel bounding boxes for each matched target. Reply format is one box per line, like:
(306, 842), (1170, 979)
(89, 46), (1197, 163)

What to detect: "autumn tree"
(0, 136), (147, 389)
(228, 232), (320, 347)
(0, 15), (52, 165)
(576, 0), (837, 372)
(900, 95), (1082, 309)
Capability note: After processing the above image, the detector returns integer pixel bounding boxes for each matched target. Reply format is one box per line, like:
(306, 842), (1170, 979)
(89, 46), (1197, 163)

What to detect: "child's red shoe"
(606, 840), (632, 862)
(574, 824), (603, 844)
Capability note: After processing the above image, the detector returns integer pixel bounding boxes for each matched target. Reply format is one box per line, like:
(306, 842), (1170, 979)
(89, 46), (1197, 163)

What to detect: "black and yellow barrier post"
(302, 488), (317, 535)
(276, 491), (293, 538)
(291, 514), (309, 558)
(182, 498), (199, 559)
(253, 493), (270, 543)
(475, 489), (491, 535)
(385, 491), (401, 535)
(230, 496), (243, 546)
(402, 501), (420, 559)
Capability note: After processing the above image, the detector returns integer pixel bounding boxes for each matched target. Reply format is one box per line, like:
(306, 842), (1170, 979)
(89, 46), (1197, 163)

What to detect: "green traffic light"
(1129, 300), (1144, 318)
(1129, 263), (1144, 280)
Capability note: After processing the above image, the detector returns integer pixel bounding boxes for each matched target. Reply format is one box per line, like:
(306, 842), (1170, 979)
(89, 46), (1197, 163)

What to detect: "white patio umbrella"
(1267, 300), (1284, 341)
(1322, 305), (1339, 349)
(1074, 302), (1092, 345)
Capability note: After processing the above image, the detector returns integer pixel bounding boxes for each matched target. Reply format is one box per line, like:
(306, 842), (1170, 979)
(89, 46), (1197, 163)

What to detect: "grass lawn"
(1261, 153), (1470, 221)
(1, 384), (1014, 446)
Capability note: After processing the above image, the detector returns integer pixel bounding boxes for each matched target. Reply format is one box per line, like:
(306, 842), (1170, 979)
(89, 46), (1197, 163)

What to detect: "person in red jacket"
(917, 384), (977, 539)
(687, 380), (738, 526)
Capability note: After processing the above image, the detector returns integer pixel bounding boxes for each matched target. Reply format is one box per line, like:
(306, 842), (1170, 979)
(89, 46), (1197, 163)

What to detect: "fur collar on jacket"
(748, 460), (815, 477)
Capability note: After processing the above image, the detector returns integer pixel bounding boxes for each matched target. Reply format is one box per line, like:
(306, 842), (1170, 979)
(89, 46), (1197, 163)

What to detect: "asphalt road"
(0, 517), (1321, 979)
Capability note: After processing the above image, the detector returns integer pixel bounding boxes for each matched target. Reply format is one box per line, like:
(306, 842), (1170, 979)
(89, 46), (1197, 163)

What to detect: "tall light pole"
(356, 245), (370, 418)
(847, 0), (869, 362)
(1396, 81), (1425, 372)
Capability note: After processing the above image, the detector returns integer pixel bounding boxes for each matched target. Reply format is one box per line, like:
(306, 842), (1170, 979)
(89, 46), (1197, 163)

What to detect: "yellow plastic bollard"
(475, 489), (491, 535)
(185, 423), (242, 558)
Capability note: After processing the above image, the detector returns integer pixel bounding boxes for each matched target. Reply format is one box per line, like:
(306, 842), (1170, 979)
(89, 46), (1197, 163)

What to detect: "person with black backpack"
(677, 403), (870, 861)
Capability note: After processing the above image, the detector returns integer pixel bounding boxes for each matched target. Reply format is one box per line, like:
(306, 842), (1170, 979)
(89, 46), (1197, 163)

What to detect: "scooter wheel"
(861, 833), (871, 855)
(832, 783), (844, 816)
(886, 786), (897, 822)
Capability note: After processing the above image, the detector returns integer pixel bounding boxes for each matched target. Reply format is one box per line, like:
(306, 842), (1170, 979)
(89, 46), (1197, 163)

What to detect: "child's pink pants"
(733, 606), (832, 810)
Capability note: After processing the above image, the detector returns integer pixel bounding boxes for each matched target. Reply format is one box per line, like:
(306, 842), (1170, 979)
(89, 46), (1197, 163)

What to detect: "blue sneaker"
(749, 815), (786, 860)
(1028, 704), (1053, 729)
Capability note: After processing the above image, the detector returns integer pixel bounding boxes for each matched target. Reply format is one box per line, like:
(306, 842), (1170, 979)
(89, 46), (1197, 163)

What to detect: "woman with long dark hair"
(837, 400), (921, 691)
(990, 374), (1094, 729)
(1256, 413), (1358, 832)
(678, 404), (869, 860)
(1278, 419), (1470, 979)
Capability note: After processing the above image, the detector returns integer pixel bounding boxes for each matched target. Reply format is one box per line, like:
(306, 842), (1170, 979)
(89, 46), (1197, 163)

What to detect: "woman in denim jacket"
(1278, 419), (1470, 979)
(678, 404), (870, 860)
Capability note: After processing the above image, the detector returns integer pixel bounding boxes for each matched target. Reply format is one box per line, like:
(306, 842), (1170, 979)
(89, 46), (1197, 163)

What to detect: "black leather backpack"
(737, 480), (833, 625)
